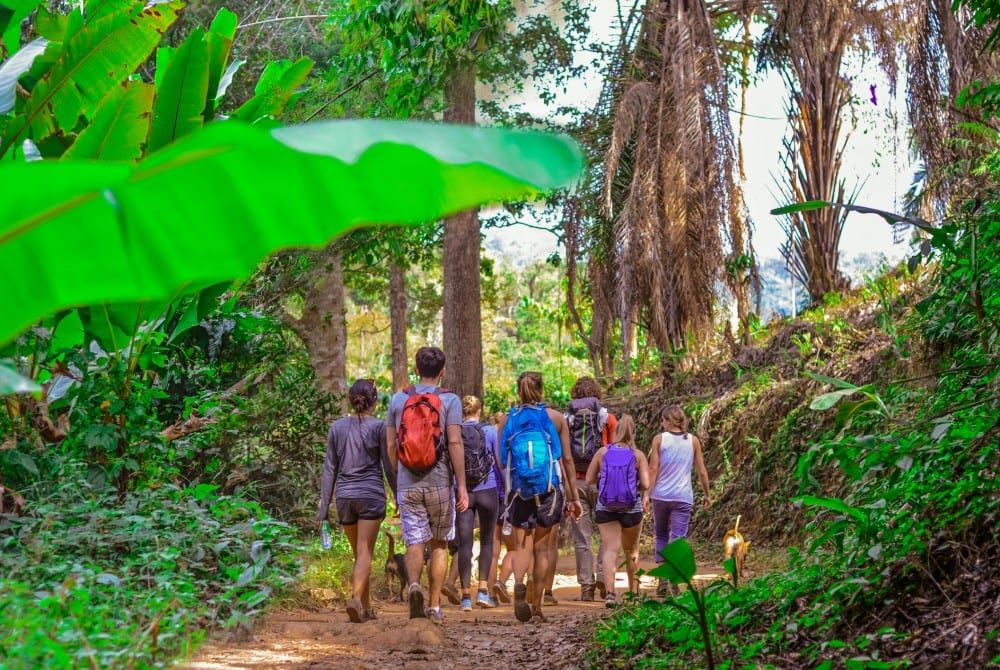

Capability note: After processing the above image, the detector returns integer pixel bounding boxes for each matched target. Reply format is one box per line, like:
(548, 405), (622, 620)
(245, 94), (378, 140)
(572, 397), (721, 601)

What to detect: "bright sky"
(484, 3), (913, 277)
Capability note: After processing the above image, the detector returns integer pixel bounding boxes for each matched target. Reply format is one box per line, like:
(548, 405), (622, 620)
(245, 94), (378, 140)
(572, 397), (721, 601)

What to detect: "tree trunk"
(441, 62), (483, 398)
(291, 247), (348, 398)
(389, 262), (409, 391)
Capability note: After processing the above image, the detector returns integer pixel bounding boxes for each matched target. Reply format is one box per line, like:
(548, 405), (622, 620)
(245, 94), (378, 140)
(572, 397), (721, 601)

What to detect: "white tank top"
(651, 431), (694, 503)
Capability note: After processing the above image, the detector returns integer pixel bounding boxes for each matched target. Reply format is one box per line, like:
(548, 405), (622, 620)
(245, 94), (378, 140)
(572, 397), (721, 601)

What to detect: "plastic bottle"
(502, 518), (513, 536)
(321, 521), (333, 550)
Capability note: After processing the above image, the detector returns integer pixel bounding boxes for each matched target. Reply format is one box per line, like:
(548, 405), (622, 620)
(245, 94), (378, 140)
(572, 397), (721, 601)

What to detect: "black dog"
(384, 531), (434, 601)
(384, 530), (409, 601)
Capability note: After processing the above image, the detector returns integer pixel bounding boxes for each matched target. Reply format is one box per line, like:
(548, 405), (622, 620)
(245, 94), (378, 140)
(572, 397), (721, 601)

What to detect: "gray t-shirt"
(317, 415), (388, 520)
(388, 383), (462, 490)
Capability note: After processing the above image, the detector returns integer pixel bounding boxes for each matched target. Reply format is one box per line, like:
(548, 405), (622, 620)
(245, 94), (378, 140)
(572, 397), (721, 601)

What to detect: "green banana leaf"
(148, 26), (210, 152)
(0, 0), (182, 157)
(232, 57), (313, 123)
(0, 119), (583, 347)
(62, 81), (153, 160)
(203, 8), (237, 121)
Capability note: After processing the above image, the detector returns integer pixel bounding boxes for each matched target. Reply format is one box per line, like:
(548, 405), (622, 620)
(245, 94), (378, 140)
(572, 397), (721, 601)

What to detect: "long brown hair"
(661, 404), (689, 436)
(462, 395), (483, 419)
(516, 371), (544, 405)
(614, 414), (637, 447)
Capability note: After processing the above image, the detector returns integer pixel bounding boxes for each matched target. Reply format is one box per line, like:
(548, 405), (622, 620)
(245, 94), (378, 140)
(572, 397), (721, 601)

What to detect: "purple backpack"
(598, 444), (639, 511)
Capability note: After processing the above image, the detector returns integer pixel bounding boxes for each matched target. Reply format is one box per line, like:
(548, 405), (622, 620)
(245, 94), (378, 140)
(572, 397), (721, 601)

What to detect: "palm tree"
(602, 0), (742, 372)
(906, 0), (1000, 214)
(760, 0), (899, 303)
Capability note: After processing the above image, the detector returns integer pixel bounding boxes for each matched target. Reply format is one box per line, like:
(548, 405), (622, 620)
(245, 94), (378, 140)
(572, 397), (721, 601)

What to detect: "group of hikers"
(316, 346), (711, 624)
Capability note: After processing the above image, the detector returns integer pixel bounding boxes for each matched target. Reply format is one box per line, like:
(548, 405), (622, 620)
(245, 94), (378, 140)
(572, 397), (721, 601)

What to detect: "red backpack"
(396, 386), (448, 473)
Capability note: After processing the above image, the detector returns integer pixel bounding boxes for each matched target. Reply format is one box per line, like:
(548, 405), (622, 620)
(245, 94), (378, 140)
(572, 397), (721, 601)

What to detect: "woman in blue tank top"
(584, 415), (650, 607)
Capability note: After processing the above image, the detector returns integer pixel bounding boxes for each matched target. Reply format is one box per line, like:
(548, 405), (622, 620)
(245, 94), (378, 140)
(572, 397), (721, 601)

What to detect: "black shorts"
(595, 509), (644, 528)
(509, 489), (564, 530)
(336, 496), (386, 525)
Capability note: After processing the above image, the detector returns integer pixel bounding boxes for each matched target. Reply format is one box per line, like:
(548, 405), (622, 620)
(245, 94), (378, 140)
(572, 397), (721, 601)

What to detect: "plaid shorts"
(397, 485), (455, 546)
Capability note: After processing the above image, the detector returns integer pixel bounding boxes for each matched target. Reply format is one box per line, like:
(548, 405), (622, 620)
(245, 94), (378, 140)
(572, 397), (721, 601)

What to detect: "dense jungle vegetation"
(1, 0), (998, 668)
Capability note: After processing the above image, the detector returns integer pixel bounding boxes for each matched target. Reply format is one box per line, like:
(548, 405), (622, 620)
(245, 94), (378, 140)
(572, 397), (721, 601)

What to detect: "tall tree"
(329, 0), (587, 397)
(906, 0), (1000, 213)
(761, 0), (897, 302)
(389, 262), (409, 391)
(442, 62), (484, 396)
(602, 0), (738, 373)
(288, 247), (348, 396)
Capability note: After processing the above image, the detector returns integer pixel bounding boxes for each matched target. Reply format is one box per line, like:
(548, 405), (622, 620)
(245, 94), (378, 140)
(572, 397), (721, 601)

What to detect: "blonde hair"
(615, 414), (637, 447)
(462, 395), (483, 419)
(661, 404), (689, 433)
(516, 371), (544, 405)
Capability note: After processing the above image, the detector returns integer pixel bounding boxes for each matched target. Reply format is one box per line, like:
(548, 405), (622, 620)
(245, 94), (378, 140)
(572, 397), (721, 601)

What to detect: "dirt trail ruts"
(185, 555), (655, 670)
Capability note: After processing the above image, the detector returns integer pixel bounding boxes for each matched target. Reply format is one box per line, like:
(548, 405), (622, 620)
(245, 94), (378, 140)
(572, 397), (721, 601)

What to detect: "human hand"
(456, 487), (469, 513)
(643, 496), (651, 513)
(703, 496), (712, 508)
(566, 499), (583, 521)
(314, 516), (324, 530)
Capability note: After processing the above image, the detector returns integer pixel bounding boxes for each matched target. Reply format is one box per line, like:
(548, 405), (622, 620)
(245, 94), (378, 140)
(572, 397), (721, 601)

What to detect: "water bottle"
(502, 518), (513, 536)
(320, 521), (333, 550)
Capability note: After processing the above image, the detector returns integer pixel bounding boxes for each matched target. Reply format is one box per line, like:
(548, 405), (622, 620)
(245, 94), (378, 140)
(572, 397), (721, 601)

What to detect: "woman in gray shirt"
(316, 379), (389, 623)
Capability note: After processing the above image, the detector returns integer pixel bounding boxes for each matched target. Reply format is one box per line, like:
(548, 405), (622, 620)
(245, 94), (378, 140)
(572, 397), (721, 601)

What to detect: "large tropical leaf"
(0, 0), (182, 157)
(232, 57), (312, 123)
(0, 119), (583, 346)
(0, 0), (43, 53)
(147, 27), (210, 152)
(203, 8), (236, 121)
(62, 81), (153, 160)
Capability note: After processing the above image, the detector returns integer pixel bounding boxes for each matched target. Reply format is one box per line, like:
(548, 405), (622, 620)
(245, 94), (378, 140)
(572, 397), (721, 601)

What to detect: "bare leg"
(427, 539), (448, 609)
(490, 525), (503, 592)
(355, 518), (383, 609)
(598, 522), (623, 598)
(404, 541), (426, 588)
(545, 529), (558, 593)
(621, 522), (643, 595)
(499, 530), (518, 583)
(512, 527), (532, 584)
(531, 526), (556, 615)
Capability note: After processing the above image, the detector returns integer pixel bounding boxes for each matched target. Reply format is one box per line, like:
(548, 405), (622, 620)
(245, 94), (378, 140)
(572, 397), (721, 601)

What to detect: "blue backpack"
(501, 405), (561, 501)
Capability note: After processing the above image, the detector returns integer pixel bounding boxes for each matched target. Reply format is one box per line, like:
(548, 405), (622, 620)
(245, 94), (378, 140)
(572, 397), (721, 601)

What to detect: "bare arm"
(386, 424), (397, 473)
(549, 409), (579, 503)
(693, 435), (711, 505)
(584, 446), (606, 486)
(447, 423), (469, 512)
(317, 428), (338, 524)
(635, 448), (651, 491)
(644, 434), (661, 507)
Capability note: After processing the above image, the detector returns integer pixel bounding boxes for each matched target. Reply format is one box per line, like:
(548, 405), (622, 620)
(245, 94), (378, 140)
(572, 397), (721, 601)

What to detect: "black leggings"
(456, 487), (499, 590)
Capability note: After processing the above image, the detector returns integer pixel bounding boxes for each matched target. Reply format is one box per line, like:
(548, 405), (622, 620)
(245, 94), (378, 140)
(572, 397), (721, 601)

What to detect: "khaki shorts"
(398, 485), (455, 546)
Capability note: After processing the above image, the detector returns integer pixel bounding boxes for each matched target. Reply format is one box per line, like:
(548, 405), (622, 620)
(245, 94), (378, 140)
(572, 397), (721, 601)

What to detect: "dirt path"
(186, 554), (682, 670)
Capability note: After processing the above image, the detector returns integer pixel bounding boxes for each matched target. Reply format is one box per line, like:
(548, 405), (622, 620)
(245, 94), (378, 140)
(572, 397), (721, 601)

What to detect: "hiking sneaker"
(461, 596), (473, 612)
(408, 583), (426, 619)
(426, 607), (444, 625)
(441, 582), (461, 606)
(605, 592), (618, 608)
(596, 578), (608, 599)
(346, 597), (363, 623)
(513, 583), (532, 623)
(543, 590), (559, 606)
(492, 582), (510, 604)
(580, 584), (596, 602)
(476, 590), (497, 609)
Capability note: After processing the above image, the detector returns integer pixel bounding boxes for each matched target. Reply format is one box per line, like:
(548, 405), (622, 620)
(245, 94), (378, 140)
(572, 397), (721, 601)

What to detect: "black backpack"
(460, 422), (494, 488)
(566, 397), (603, 470)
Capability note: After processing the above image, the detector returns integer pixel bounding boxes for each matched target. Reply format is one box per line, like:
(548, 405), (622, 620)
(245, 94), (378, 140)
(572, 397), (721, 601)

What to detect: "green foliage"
(0, 119), (583, 349)
(0, 463), (300, 669)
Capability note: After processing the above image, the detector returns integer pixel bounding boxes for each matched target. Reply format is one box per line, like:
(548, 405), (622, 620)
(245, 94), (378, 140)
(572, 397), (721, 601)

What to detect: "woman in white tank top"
(643, 404), (711, 595)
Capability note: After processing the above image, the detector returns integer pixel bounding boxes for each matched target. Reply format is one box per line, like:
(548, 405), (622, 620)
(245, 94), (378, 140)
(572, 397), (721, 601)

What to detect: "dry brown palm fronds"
(602, 0), (742, 363)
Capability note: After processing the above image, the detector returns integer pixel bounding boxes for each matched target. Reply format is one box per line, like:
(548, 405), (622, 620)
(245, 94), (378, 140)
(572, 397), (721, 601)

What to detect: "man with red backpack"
(386, 347), (469, 624)
(565, 377), (618, 601)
